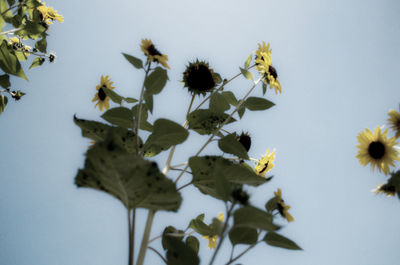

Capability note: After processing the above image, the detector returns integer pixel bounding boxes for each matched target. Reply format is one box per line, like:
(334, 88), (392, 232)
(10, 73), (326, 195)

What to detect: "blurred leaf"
(240, 67), (253, 81)
(210, 92), (229, 113)
(0, 74), (10, 88)
(221, 91), (238, 106)
(0, 40), (27, 80)
(244, 97), (275, 111)
(0, 94), (7, 114)
(265, 196), (280, 213)
(264, 232), (302, 250)
(143, 119), (188, 156)
(103, 86), (123, 105)
(145, 67), (168, 96)
(233, 206), (279, 231)
(0, 0), (13, 21)
(122, 53), (143, 69)
(262, 82), (267, 95)
(189, 156), (267, 200)
(75, 130), (182, 211)
(218, 133), (249, 160)
(229, 227), (258, 246)
(145, 94), (153, 113)
(16, 20), (46, 36)
(215, 163), (231, 201)
(25, 0), (41, 8)
(188, 109), (236, 135)
(238, 105), (245, 119)
(163, 227), (200, 265)
(186, 236), (200, 254)
(214, 72), (222, 84)
(244, 53), (252, 69)
(189, 216), (214, 236)
(29, 57), (44, 69)
(35, 37), (47, 53)
(131, 104), (153, 132)
(101, 107), (133, 129)
(124, 97), (138, 103)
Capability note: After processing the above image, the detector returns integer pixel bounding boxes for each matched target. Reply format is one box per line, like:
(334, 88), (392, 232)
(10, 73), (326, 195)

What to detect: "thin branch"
(225, 241), (261, 265)
(177, 181), (193, 191)
(147, 246), (167, 264)
(136, 62), (151, 155)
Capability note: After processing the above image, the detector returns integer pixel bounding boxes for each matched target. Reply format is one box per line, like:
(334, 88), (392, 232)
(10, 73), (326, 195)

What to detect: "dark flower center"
(368, 141), (385, 159)
(148, 44), (162, 56)
(185, 64), (215, 92)
(381, 184), (396, 193)
(237, 134), (251, 152)
(268, 65), (278, 79)
(98, 87), (106, 100)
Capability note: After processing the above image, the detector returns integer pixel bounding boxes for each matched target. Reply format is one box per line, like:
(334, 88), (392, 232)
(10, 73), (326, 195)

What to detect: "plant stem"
(128, 209), (134, 265)
(0, 27), (21, 36)
(136, 62), (151, 155)
(147, 246), (167, 264)
(208, 203), (235, 265)
(174, 77), (262, 184)
(135, 210), (155, 265)
(225, 241), (261, 265)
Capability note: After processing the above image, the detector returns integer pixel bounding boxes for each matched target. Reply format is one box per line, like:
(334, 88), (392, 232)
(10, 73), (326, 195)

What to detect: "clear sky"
(1, 0), (400, 264)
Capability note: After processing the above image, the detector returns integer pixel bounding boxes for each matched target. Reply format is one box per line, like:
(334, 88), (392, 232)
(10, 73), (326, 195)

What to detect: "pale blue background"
(1, 0), (400, 264)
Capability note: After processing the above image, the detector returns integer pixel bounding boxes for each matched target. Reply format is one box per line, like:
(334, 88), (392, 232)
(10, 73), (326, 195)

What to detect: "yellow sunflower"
(256, 52), (282, 94)
(356, 126), (400, 175)
(388, 109), (400, 138)
(202, 213), (224, 249)
(37, 1), (64, 25)
(274, 188), (294, 222)
(8, 37), (31, 57)
(92, 75), (115, 112)
(255, 149), (275, 177)
(372, 183), (396, 197)
(255, 41), (272, 64)
(140, 39), (170, 69)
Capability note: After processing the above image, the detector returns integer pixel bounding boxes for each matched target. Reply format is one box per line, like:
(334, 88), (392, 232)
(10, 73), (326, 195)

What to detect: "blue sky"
(1, 0), (400, 264)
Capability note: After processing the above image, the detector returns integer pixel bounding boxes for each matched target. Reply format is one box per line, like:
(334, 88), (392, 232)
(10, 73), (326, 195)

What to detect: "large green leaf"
(122, 53), (143, 69)
(229, 226), (258, 246)
(35, 37), (47, 53)
(221, 91), (238, 106)
(189, 156), (267, 199)
(185, 236), (200, 254)
(29, 57), (45, 69)
(0, 74), (10, 88)
(0, 94), (7, 114)
(102, 86), (123, 105)
(187, 109), (236, 135)
(264, 232), (302, 250)
(189, 216), (214, 236)
(75, 130), (182, 211)
(218, 133), (249, 160)
(233, 206), (279, 231)
(209, 92), (230, 113)
(0, 40), (27, 80)
(244, 97), (275, 111)
(143, 119), (188, 156)
(73, 116), (139, 153)
(101, 107), (133, 129)
(144, 67), (168, 96)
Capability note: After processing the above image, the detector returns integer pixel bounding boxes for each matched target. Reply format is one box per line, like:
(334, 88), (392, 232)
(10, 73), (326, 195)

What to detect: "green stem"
(147, 246), (167, 264)
(174, 77), (262, 184)
(225, 241), (261, 265)
(135, 210), (155, 265)
(128, 209), (134, 265)
(136, 62), (151, 155)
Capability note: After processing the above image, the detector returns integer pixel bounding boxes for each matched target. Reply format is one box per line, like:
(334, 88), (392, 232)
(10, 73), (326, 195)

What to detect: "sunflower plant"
(74, 39), (301, 265)
(0, 0), (63, 115)
(356, 106), (400, 198)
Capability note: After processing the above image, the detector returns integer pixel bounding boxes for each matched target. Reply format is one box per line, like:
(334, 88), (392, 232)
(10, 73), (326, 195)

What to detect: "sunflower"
(255, 149), (275, 177)
(8, 37), (31, 57)
(140, 39), (170, 69)
(37, 1), (64, 25)
(372, 183), (396, 197)
(255, 41), (272, 64)
(274, 188), (294, 222)
(388, 109), (400, 138)
(356, 126), (400, 175)
(202, 213), (224, 249)
(237, 132), (251, 152)
(256, 52), (282, 95)
(182, 60), (219, 96)
(92, 75), (115, 112)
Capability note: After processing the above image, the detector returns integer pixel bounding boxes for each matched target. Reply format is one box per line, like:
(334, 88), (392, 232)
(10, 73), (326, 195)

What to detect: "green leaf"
(0, 94), (7, 114)
(189, 156), (267, 200)
(73, 116), (139, 153)
(264, 232), (302, 250)
(262, 82), (267, 95)
(25, 0), (41, 8)
(240, 67), (253, 81)
(6, 0), (15, 7)
(131, 104), (153, 132)
(75, 130), (182, 211)
(0, 40), (27, 80)
(186, 236), (200, 254)
(143, 119), (189, 156)
(229, 227), (258, 246)
(218, 133), (249, 160)
(244, 53), (252, 69)
(233, 206), (279, 231)
(209, 92), (230, 113)
(101, 107), (133, 129)
(215, 164), (231, 201)
(265, 196), (280, 213)
(124, 97), (138, 103)
(0, 74), (10, 88)
(187, 109), (236, 135)
(35, 37), (47, 53)
(29, 57), (44, 69)
(238, 105), (245, 119)
(122, 53), (143, 69)
(244, 97), (275, 111)
(164, 232), (200, 265)
(145, 94), (153, 113)
(0, 0), (13, 21)
(102, 86), (123, 105)
(144, 67), (168, 96)
(221, 91), (238, 106)
(189, 217), (214, 236)
(16, 20), (46, 36)
(162, 226), (185, 250)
